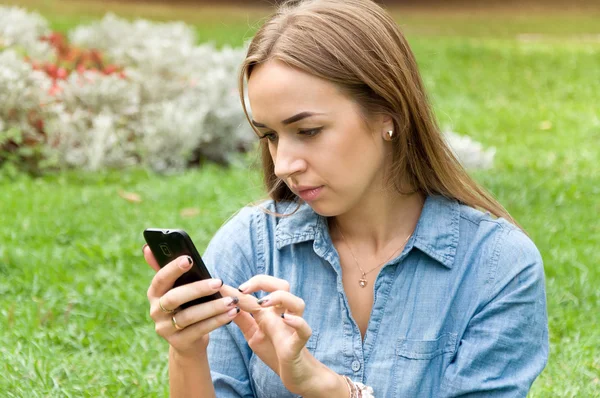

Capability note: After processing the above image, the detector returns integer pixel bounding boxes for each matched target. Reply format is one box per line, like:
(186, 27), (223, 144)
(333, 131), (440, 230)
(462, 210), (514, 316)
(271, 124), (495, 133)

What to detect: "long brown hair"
(238, 0), (519, 227)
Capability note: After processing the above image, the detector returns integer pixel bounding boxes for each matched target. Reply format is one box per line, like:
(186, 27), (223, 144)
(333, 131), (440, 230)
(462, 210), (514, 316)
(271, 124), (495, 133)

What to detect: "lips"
(294, 185), (324, 201)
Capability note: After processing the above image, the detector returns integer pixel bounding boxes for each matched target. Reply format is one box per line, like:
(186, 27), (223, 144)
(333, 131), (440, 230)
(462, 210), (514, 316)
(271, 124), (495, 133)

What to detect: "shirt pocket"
(249, 331), (319, 398)
(394, 332), (457, 396)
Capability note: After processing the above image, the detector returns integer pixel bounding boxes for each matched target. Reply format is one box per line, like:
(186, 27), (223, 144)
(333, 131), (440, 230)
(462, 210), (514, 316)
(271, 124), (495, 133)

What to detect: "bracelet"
(342, 376), (358, 398)
(343, 375), (355, 397)
(354, 381), (375, 398)
(342, 376), (375, 398)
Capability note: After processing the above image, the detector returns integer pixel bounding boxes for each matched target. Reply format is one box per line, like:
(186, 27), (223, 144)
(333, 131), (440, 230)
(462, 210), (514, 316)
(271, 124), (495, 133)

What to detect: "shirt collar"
(274, 195), (460, 269)
(274, 201), (320, 249)
(411, 195), (460, 269)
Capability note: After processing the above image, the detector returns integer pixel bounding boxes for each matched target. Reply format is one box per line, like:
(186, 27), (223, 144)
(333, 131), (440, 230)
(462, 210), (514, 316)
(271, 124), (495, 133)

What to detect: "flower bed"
(0, 6), (493, 174)
(0, 7), (254, 173)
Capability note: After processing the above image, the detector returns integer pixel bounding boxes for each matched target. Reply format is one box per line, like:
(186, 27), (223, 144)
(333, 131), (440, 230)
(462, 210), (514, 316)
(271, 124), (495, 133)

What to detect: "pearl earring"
(387, 130), (394, 139)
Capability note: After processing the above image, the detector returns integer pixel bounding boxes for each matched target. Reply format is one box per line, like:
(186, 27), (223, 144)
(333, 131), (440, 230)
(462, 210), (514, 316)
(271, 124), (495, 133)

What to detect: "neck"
(330, 190), (424, 254)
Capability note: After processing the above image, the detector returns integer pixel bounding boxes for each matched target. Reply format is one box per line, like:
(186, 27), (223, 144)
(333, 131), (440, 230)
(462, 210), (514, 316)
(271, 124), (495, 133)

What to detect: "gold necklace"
(335, 220), (412, 288)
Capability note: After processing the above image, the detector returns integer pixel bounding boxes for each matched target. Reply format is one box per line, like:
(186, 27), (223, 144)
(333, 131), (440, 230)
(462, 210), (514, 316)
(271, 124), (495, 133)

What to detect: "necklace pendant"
(359, 278), (368, 288)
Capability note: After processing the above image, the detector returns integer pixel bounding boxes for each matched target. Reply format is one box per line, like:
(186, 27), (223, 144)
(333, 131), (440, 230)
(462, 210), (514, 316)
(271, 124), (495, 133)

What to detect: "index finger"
(220, 284), (262, 314)
(237, 275), (290, 295)
(219, 284), (264, 338)
(147, 255), (194, 298)
(143, 244), (160, 272)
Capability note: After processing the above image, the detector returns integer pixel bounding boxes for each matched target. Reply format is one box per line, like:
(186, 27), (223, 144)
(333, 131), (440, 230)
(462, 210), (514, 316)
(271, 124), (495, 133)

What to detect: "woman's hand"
(143, 245), (241, 359)
(222, 275), (345, 397)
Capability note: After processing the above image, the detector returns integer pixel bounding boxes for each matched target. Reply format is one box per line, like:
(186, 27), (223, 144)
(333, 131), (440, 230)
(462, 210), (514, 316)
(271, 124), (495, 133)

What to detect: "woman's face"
(247, 60), (393, 216)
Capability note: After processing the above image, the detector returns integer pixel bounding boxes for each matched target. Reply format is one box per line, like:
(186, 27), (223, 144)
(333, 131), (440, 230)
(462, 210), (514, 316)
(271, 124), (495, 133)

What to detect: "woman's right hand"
(143, 245), (241, 358)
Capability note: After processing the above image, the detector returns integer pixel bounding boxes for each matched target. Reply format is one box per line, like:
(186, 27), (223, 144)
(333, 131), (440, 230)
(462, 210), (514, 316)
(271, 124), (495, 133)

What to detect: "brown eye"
(298, 127), (323, 137)
(260, 132), (278, 142)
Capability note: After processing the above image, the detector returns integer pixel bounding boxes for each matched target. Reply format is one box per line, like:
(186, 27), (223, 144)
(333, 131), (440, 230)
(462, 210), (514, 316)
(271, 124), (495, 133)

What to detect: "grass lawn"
(1, 1), (600, 396)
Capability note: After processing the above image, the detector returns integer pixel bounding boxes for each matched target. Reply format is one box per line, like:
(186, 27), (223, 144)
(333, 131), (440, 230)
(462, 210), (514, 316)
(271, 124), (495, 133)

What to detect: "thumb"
(232, 311), (259, 338)
(143, 244), (161, 272)
(280, 313), (313, 354)
(219, 284), (262, 338)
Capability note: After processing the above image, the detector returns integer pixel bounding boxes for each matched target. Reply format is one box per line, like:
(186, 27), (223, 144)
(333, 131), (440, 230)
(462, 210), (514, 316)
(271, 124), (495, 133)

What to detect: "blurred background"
(1, 0), (599, 396)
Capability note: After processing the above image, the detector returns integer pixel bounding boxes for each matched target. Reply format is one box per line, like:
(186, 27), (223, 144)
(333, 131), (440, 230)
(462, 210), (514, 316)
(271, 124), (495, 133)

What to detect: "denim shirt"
(203, 195), (548, 397)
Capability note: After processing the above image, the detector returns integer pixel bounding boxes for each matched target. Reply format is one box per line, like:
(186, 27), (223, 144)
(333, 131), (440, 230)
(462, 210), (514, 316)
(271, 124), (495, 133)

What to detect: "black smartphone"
(143, 228), (222, 308)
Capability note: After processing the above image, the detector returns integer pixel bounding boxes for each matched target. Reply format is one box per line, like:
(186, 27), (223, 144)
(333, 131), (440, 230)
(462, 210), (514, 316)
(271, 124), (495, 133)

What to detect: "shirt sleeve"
(201, 206), (262, 398)
(439, 227), (549, 397)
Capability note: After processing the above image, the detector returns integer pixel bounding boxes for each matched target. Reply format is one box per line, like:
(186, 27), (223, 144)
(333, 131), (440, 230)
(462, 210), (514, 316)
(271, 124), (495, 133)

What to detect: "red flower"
(56, 67), (68, 80)
(45, 63), (58, 78)
(48, 83), (62, 96)
(104, 65), (118, 75)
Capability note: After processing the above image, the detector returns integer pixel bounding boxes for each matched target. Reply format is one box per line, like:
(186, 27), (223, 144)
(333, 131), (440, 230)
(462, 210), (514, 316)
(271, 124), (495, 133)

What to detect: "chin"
(304, 200), (344, 218)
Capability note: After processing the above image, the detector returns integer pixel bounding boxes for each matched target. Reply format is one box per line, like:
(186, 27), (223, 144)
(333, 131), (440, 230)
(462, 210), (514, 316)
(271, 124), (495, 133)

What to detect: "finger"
(220, 283), (276, 329)
(147, 255), (197, 299)
(280, 313), (313, 353)
(237, 275), (290, 294)
(256, 290), (306, 316)
(231, 310), (260, 340)
(163, 306), (241, 341)
(166, 295), (240, 327)
(220, 284), (262, 313)
(219, 284), (276, 329)
(232, 311), (281, 373)
(157, 278), (224, 313)
(143, 244), (160, 272)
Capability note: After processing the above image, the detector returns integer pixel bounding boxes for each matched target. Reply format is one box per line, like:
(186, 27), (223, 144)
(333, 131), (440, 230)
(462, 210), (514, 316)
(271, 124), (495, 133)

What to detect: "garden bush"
(0, 7), (254, 173)
(0, 6), (493, 174)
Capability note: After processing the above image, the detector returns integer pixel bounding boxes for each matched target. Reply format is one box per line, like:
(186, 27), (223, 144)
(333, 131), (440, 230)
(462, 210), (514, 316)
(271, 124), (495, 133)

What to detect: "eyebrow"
(251, 112), (323, 128)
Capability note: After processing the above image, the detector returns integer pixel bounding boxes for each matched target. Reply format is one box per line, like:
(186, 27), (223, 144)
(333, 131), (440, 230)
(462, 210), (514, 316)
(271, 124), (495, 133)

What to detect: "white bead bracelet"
(342, 376), (375, 398)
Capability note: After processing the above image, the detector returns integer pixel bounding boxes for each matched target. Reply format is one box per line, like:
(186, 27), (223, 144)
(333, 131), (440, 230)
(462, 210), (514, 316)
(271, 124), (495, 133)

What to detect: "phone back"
(143, 229), (221, 308)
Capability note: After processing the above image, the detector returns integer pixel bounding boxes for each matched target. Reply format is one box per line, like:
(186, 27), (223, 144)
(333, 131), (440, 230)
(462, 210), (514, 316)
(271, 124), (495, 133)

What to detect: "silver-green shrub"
(0, 50), (52, 139)
(1, 7), (493, 172)
(0, 6), (53, 61)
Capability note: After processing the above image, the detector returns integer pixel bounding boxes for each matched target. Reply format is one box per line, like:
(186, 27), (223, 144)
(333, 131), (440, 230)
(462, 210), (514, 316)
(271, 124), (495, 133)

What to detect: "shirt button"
(351, 360), (361, 372)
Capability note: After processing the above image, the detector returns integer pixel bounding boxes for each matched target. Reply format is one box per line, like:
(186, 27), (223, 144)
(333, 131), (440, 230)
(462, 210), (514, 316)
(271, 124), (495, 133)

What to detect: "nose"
(272, 138), (307, 181)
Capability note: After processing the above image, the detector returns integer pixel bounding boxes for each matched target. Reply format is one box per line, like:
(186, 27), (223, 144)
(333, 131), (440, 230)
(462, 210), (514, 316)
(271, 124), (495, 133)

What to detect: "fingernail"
(238, 282), (249, 292)
(227, 307), (240, 318)
(257, 296), (270, 306)
(225, 296), (239, 307)
(179, 256), (193, 269)
(209, 279), (223, 289)
(142, 244), (148, 254)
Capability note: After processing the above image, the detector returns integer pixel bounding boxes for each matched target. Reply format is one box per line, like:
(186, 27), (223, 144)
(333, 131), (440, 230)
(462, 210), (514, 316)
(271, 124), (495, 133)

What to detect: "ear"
(381, 115), (395, 141)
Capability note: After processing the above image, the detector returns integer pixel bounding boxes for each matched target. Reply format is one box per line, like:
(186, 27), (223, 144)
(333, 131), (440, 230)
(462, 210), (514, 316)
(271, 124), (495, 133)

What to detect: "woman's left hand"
(219, 275), (340, 397)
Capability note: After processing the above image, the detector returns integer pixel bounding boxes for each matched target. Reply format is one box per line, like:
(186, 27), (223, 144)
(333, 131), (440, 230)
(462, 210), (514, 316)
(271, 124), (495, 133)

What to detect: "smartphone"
(143, 228), (222, 308)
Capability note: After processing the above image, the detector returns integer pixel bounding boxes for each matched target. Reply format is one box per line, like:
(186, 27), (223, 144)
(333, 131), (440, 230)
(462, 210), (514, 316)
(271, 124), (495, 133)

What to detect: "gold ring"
(172, 315), (185, 331)
(158, 296), (176, 314)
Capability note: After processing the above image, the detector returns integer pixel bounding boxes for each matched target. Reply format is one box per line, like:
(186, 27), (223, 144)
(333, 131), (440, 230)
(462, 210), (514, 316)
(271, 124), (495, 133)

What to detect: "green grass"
(0, 163), (265, 397)
(1, 2), (600, 397)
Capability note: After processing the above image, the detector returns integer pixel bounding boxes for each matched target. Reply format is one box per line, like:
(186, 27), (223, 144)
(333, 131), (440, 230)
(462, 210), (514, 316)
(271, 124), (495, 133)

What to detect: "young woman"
(143, 0), (548, 396)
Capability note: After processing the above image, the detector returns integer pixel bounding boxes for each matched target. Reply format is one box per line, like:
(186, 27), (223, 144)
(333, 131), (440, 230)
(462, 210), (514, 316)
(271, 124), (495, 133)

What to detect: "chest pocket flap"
(396, 332), (457, 360)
